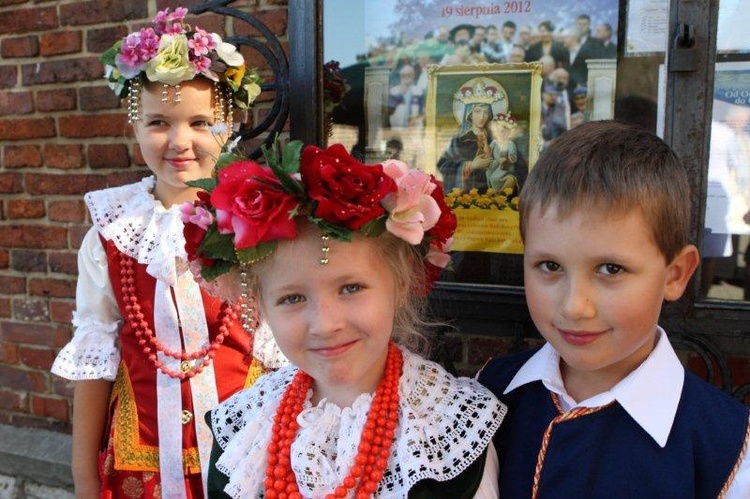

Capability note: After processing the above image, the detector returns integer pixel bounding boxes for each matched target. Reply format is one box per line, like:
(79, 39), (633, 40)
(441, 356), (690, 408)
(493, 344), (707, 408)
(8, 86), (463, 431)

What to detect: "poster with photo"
(426, 62), (542, 254)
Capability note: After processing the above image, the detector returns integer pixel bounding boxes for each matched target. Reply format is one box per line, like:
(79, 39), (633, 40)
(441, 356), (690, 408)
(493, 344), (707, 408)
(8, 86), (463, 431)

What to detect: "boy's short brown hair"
(519, 120), (690, 262)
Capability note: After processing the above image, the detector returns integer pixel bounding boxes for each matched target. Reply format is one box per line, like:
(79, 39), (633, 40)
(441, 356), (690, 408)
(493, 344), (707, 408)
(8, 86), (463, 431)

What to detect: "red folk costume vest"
(102, 237), (263, 475)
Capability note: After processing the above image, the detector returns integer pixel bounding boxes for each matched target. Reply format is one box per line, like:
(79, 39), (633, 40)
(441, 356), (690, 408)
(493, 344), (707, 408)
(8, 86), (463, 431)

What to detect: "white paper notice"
(626, 0), (669, 56)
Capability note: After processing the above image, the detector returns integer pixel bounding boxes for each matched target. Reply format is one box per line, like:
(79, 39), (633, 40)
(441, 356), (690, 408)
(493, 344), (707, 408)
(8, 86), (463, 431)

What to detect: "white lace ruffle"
(50, 313), (121, 381)
(211, 347), (505, 498)
(252, 320), (289, 369)
(85, 176), (186, 285)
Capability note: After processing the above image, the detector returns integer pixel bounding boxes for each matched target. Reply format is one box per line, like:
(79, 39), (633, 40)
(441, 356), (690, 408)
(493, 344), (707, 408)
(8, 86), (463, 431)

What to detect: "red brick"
(0, 321), (65, 348)
(0, 117), (55, 141)
(106, 169), (151, 187)
(0, 341), (19, 364)
(80, 85), (121, 112)
(13, 298), (50, 323)
(49, 300), (75, 323)
(0, 276), (26, 294)
(0, 389), (25, 411)
(29, 277), (76, 298)
(31, 394), (70, 421)
(20, 346), (55, 370)
(0, 91), (34, 116)
(0, 298), (10, 318)
(0, 66), (18, 90)
(48, 200), (86, 223)
(0, 225), (68, 249)
(0, 365), (48, 393)
(1, 36), (39, 58)
(0, 251), (8, 269)
(21, 57), (102, 86)
(7, 199), (46, 219)
(43, 144), (84, 170)
(7, 415), (71, 432)
(235, 9), (288, 37)
(69, 225), (91, 249)
(37, 88), (76, 112)
(25, 173), (107, 195)
(0, 172), (23, 193)
(3, 145), (43, 168)
(40, 30), (82, 57)
(86, 26), (129, 53)
(0, 0), (28, 7)
(60, 0), (148, 26)
(51, 376), (74, 398)
(59, 114), (128, 138)
(11, 249), (47, 272)
(49, 251), (79, 274)
(88, 143), (130, 169)
(0, 7), (58, 34)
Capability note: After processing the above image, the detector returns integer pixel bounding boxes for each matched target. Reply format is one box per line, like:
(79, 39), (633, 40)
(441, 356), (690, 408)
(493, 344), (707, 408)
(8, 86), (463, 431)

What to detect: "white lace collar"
(85, 176), (186, 284)
(210, 347), (505, 498)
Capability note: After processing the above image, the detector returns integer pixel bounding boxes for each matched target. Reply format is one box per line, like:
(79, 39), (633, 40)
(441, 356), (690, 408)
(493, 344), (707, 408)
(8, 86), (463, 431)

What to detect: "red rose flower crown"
(180, 141), (457, 295)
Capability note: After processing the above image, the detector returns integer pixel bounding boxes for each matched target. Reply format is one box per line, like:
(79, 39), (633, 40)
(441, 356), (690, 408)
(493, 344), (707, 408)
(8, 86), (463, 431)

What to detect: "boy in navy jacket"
(479, 120), (749, 498)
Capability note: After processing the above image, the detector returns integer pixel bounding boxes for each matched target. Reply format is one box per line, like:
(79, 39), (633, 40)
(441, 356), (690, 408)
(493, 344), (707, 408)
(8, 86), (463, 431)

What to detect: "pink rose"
(211, 160), (298, 249)
(381, 160), (441, 245)
(300, 144), (396, 230)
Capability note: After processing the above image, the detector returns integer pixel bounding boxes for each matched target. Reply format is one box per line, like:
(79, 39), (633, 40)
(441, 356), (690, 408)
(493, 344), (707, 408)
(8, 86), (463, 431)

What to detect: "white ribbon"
(154, 279), (187, 499)
(175, 269), (218, 497)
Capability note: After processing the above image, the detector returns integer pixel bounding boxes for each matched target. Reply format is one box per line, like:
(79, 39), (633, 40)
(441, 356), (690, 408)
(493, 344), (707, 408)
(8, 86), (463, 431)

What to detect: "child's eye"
(147, 120), (167, 127)
(277, 294), (305, 306)
(192, 120), (211, 128)
(598, 263), (624, 276)
(341, 283), (363, 295)
(536, 261), (561, 273)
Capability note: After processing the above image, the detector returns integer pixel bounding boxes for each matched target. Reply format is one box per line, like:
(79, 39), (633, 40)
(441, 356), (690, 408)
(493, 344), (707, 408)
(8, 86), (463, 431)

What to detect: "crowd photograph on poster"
(325, 0), (618, 265)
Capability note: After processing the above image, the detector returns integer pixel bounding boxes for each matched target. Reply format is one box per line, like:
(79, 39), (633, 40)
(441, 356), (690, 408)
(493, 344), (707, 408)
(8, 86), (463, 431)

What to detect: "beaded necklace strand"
(264, 342), (403, 499)
(120, 254), (250, 379)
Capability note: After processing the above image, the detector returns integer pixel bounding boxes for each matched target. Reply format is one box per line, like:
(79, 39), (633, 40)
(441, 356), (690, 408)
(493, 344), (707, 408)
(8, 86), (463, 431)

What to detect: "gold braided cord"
(718, 411), (750, 498)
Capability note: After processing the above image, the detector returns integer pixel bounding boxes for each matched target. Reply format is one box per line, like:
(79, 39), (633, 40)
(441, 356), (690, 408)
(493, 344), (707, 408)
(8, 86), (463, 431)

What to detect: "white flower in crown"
(145, 34), (195, 85)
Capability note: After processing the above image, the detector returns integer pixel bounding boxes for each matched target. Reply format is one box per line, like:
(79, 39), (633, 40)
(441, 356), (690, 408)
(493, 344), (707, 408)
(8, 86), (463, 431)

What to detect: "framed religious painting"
(425, 63), (542, 257)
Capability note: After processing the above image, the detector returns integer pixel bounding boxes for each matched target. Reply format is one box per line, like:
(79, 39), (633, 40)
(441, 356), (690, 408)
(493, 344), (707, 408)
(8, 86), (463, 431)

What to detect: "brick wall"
(0, 0), (289, 432)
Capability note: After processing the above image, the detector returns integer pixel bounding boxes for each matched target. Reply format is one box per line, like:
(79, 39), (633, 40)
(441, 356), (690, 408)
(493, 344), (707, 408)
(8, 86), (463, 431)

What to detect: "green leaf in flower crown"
(185, 177), (217, 192)
(215, 152), (245, 172)
(199, 226), (238, 262)
(280, 141), (303, 174)
(201, 259), (233, 281)
(359, 216), (387, 238)
(310, 216), (353, 242)
(236, 241), (276, 265)
(99, 41), (121, 66)
(261, 139), (306, 197)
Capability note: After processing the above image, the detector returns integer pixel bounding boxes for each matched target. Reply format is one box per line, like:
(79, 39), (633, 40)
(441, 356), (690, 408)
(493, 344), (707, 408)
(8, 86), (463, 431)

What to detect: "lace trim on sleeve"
(50, 314), (121, 381)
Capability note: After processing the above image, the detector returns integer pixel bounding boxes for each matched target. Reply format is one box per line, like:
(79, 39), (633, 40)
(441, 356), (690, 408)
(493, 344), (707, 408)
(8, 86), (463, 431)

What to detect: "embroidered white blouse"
(210, 347), (506, 498)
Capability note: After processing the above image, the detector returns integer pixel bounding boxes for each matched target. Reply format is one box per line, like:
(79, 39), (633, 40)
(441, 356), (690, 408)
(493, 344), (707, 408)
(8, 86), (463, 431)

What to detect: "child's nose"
(169, 125), (190, 150)
(561, 278), (596, 319)
(309, 297), (345, 337)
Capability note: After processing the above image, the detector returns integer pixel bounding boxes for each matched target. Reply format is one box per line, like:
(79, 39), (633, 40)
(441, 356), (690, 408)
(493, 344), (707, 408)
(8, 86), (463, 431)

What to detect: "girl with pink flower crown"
(183, 143), (506, 498)
(50, 8), (285, 498)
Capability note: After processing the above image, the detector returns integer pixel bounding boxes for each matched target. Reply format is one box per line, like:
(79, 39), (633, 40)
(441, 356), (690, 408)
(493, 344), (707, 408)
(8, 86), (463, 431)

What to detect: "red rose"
(425, 176), (457, 244)
(211, 160), (298, 249)
(183, 219), (207, 262)
(300, 144), (396, 230)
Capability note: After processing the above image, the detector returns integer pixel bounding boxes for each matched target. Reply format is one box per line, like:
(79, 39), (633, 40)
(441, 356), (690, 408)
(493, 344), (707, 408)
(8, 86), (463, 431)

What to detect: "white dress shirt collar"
(504, 327), (684, 447)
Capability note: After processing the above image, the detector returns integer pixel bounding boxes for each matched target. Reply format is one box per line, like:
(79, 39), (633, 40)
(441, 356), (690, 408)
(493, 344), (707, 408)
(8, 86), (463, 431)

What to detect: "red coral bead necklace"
(264, 342), (403, 499)
(119, 254), (238, 380)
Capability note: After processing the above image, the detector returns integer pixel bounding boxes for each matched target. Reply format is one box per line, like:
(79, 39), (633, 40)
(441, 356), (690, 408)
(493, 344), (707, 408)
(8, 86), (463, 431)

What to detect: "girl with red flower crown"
(191, 143), (506, 498)
(50, 8), (285, 498)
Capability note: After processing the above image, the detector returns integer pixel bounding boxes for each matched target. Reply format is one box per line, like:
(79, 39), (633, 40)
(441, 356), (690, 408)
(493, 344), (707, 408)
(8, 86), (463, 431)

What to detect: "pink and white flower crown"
(100, 7), (261, 110)
(181, 141), (457, 295)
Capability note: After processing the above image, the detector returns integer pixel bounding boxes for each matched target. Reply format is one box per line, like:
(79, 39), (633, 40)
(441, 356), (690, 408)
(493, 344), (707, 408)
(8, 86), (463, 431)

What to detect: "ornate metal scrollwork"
(191, 0), (289, 159)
